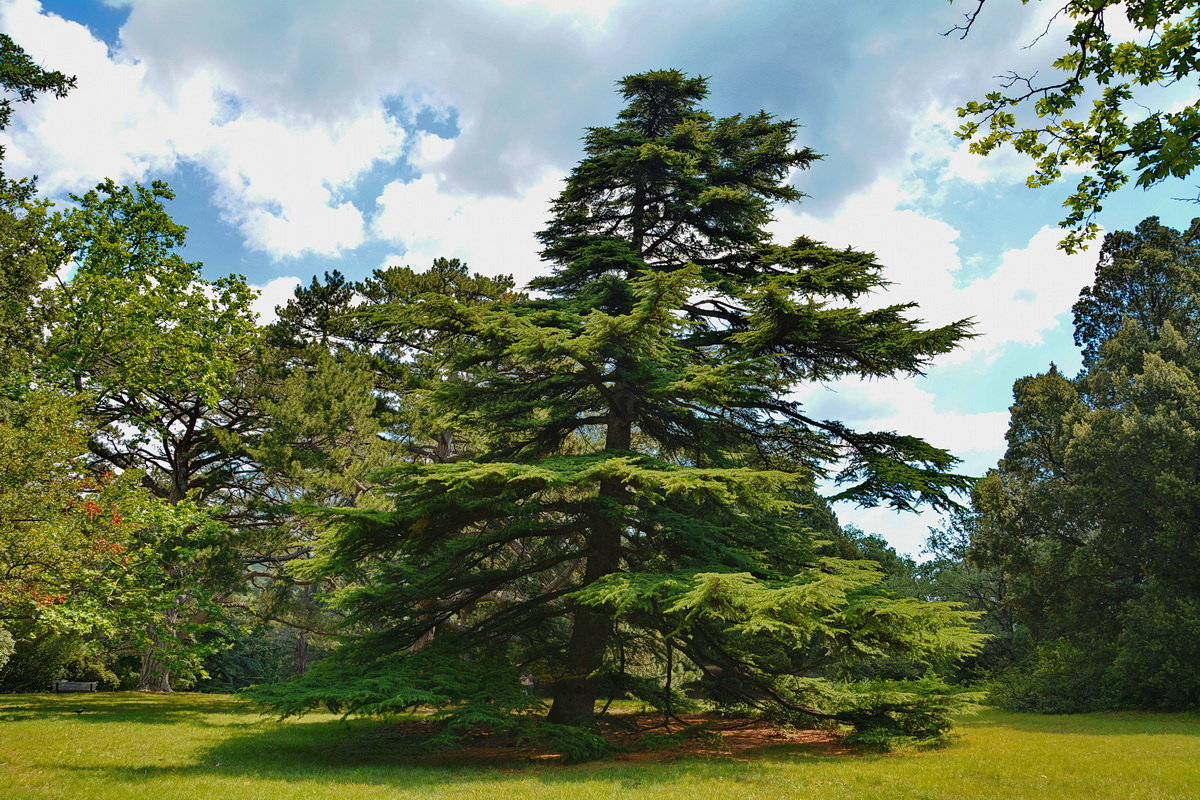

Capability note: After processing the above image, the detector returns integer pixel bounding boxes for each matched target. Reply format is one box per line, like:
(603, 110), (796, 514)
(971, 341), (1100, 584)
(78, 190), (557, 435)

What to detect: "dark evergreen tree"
(252, 70), (982, 750)
(240, 260), (515, 676)
(975, 217), (1200, 712)
(1073, 217), (1200, 368)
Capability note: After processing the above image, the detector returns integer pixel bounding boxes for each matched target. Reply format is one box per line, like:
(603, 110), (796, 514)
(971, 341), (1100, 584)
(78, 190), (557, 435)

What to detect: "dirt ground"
(398, 712), (851, 765)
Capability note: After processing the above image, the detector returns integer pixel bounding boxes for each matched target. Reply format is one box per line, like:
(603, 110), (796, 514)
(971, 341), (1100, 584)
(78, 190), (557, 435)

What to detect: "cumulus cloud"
(796, 373), (1009, 557)
(194, 109), (407, 258)
(0, 0), (181, 189)
(769, 116), (1096, 553)
(773, 177), (1094, 368)
(3, 0), (1064, 269)
(249, 276), (303, 324)
(111, 0), (606, 196)
(1, 0), (407, 259)
(799, 377), (1009, 463)
(374, 169), (562, 283)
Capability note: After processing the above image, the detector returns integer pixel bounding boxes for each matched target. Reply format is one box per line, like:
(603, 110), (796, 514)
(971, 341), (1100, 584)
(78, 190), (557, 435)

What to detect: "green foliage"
(31, 179), (274, 689)
(834, 678), (982, 749)
(974, 216), (1200, 711)
(0, 626), (12, 671)
(1073, 217), (1200, 366)
(256, 69), (982, 751)
(0, 35), (71, 370)
(575, 561), (981, 669)
(955, 1), (1200, 250)
(575, 562), (983, 748)
(246, 633), (544, 751)
(45, 180), (260, 419)
(116, 502), (246, 687)
(911, 511), (1015, 682)
(1106, 593), (1200, 710)
(0, 35), (326, 694)
(0, 181), (59, 377)
(0, 391), (150, 624)
(522, 722), (614, 764)
(0, 629), (124, 691)
(987, 639), (1107, 714)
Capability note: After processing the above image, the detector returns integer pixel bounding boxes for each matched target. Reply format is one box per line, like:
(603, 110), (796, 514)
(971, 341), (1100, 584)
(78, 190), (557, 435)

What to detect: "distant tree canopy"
(248, 69), (983, 754)
(973, 216), (1200, 712)
(1073, 216), (1200, 366)
(953, 0), (1200, 251)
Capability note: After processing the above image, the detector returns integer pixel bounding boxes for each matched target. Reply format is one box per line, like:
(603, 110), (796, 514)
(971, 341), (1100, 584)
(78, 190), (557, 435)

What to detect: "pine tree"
(252, 70), (982, 750)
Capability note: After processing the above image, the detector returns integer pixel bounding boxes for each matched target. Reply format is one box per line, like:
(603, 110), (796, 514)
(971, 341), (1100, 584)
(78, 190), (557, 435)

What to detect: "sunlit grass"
(1, 693), (1198, 799)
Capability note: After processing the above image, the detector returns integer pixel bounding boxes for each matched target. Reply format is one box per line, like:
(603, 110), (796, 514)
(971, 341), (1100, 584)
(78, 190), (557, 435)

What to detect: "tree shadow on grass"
(53, 715), (867, 792)
(0, 692), (250, 725)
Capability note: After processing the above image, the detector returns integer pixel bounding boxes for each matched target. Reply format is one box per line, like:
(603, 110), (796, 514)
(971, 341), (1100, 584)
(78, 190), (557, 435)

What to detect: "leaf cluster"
(955, 0), (1200, 250)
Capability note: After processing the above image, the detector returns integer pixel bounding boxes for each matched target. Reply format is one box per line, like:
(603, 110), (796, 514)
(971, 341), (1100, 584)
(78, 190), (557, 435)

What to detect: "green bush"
(525, 722), (614, 764)
(835, 678), (982, 749)
(0, 632), (118, 691)
(990, 592), (1200, 713)
(988, 639), (1107, 713)
(1104, 594), (1200, 711)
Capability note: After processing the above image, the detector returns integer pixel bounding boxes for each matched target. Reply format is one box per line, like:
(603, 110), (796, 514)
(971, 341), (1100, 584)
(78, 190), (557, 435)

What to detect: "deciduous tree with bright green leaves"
(0, 35), (272, 692)
(36, 180), (263, 690)
(0, 392), (145, 626)
(0, 33), (73, 381)
(953, 0), (1200, 251)
(251, 70), (984, 753)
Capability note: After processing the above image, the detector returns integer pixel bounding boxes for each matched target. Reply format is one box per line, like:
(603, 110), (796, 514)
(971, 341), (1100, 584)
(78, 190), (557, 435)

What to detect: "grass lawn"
(1, 693), (1198, 800)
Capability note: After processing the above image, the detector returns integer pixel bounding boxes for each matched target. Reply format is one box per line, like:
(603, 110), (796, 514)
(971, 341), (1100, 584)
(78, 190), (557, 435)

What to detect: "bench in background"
(52, 681), (97, 693)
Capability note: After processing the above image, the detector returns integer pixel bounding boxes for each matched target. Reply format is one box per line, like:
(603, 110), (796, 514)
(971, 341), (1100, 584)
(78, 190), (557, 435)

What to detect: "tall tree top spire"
(615, 68), (709, 133)
(537, 68), (815, 298)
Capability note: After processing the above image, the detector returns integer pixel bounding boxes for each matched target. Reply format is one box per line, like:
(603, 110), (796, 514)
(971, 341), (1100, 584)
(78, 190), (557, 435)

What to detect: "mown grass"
(1, 692), (1198, 799)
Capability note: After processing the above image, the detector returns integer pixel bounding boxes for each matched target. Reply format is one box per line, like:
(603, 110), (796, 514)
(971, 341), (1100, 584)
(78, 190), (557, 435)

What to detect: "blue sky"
(4, 0), (1196, 555)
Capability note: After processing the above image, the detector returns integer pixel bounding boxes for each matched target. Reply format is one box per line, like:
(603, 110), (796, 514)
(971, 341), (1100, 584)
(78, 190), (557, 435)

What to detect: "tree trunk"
(136, 590), (186, 691)
(546, 513), (621, 724)
(136, 625), (173, 692)
(547, 383), (632, 725)
(291, 631), (309, 676)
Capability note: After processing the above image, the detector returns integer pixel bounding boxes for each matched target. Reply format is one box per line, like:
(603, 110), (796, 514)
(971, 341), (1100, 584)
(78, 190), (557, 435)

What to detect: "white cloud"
(798, 377), (1009, 462)
(796, 373), (1008, 558)
(772, 174), (1094, 368)
(771, 127), (1094, 554)
(249, 276), (303, 324)
(1, 0), (1080, 272)
(903, 104), (1033, 188)
(374, 169), (562, 284)
(1, 0), (406, 259)
(798, 374), (1008, 558)
(835, 505), (940, 560)
(0, 0), (181, 189)
(194, 109), (407, 258)
(110, 0), (604, 198)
